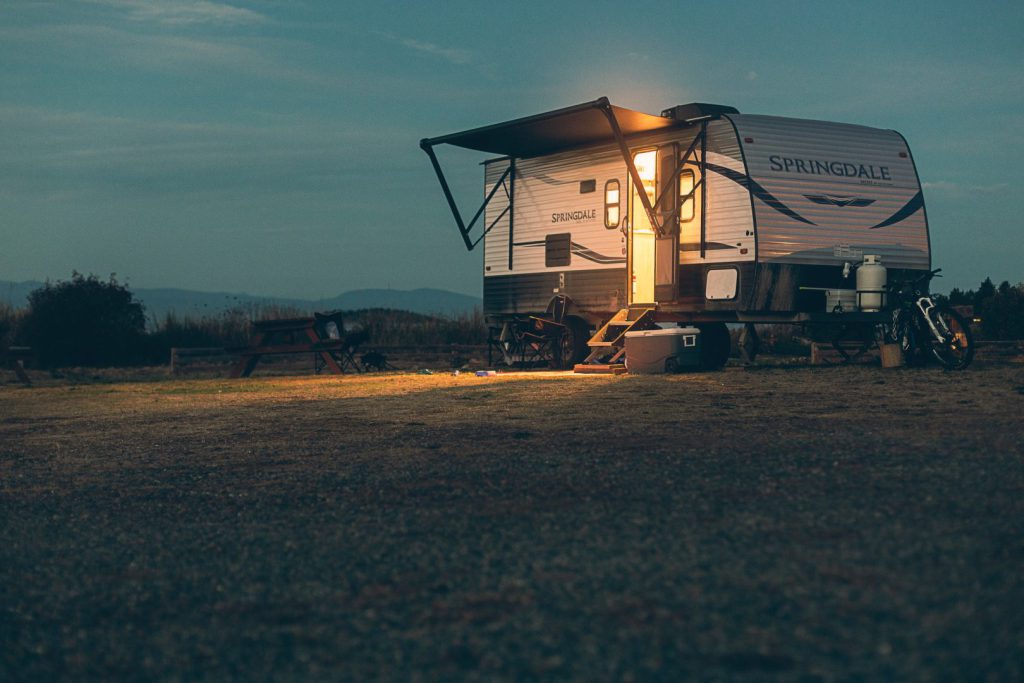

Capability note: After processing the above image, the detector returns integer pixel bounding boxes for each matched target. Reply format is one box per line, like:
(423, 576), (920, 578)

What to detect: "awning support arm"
(595, 99), (668, 237)
(470, 202), (510, 249)
(420, 140), (513, 251)
(650, 128), (706, 228)
(700, 120), (707, 258)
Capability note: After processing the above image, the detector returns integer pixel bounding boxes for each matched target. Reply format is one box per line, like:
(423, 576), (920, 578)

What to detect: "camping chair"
(496, 295), (571, 368)
(314, 310), (345, 342)
(331, 329), (369, 372)
(312, 311), (366, 373)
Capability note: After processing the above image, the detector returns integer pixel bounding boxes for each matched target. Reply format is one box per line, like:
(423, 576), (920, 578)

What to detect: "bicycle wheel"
(927, 306), (974, 370)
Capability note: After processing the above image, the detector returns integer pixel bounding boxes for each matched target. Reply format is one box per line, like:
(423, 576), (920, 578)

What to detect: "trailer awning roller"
(420, 97), (679, 158)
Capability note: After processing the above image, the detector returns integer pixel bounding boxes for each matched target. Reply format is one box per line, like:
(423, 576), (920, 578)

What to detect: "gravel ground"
(1, 362), (1022, 681)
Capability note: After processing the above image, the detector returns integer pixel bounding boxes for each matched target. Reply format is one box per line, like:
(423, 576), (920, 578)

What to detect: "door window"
(680, 169), (696, 222)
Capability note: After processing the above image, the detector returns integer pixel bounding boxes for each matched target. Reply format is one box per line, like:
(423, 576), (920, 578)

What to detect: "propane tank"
(856, 254), (887, 311)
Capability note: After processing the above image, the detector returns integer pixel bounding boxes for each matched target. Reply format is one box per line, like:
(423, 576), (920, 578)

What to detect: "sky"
(1, 0), (1022, 299)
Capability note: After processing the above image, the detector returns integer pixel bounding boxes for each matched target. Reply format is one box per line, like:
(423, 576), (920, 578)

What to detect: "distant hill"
(0, 280), (481, 319)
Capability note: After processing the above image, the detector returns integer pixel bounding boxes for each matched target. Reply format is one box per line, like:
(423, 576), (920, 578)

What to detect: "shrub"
(0, 302), (23, 349)
(344, 308), (487, 347)
(19, 273), (147, 367)
(977, 281), (1024, 340)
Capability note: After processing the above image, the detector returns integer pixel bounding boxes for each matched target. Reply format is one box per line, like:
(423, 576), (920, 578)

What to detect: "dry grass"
(2, 363), (1023, 680)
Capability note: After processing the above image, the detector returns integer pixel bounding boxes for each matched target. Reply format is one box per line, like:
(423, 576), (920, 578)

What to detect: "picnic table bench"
(1, 346), (33, 385)
(228, 316), (363, 378)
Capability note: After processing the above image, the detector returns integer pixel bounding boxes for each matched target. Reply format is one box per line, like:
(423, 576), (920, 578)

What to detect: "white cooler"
(624, 327), (701, 374)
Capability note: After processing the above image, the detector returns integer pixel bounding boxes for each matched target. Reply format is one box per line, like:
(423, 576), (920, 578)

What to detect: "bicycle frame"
(914, 296), (947, 342)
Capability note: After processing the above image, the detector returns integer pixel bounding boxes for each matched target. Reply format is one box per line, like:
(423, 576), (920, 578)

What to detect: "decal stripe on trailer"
(868, 191), (923, 230)
(513, 240), (626, 264)
(706, 162), (924, 231)
(704, 162), (816, 226)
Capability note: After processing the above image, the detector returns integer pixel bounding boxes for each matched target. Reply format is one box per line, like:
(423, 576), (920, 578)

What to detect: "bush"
(19, 273), (147, 367)
(142, 308), (253, 365)
(944, 277), (1024, 340)
(346, 308), (487, 347)
(978, 281), (1024, 340)
(0, 302), (23, 349)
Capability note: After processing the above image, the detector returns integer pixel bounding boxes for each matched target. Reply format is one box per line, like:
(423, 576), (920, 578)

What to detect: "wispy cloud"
(82, 0), (268, 26)
(923, 181), (1009, 197)
(376, 31), (473, 65)
(0, 21), (327, 87)
(0, 105), (416, 201)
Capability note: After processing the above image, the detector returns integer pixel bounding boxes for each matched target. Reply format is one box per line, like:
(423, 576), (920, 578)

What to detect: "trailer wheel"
(695, 322), (731, 371)
(555, 317), (591, 369)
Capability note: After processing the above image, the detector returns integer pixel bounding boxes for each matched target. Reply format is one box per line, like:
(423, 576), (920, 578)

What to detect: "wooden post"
(880, 343), (904, 368)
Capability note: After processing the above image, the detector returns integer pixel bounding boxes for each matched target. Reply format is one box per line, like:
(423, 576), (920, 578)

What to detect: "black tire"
(695, 322), (730, 371)
(927, 305), (974, 370)
(554, 317), (591, 369)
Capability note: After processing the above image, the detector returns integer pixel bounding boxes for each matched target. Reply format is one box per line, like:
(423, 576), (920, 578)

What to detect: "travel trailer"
(421, 98), (930, 368)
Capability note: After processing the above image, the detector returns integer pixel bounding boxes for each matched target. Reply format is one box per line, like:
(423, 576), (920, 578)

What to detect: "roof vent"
(660, 103), (739, 123)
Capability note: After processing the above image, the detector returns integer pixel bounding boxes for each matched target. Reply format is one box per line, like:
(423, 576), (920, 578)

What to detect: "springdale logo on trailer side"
(551, 209), (597, 224)
(767, 155), (893, 181)
(421, 97), (974, 372)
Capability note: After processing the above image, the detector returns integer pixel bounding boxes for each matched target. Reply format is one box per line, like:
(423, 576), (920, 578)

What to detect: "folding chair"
(493, 295), (572, 368)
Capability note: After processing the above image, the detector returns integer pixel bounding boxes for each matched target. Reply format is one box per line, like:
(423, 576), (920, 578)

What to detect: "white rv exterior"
(478, 111), (928, 319)
(421, 99), (930, 324)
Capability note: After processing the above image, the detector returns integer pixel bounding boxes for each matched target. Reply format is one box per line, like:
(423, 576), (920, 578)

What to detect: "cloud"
(376, 31), (473, 65)
(82, 0), (268, 25)
(0, 105), (417, 201)
(0, 20), (330, 88)
(923, 181), (1009, 197)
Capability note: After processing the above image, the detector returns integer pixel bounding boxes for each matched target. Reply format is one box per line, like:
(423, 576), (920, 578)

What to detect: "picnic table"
(228, 317), (361, 378)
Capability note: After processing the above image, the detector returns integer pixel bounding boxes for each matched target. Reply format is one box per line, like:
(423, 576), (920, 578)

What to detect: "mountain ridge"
(0, 280), (481, 318)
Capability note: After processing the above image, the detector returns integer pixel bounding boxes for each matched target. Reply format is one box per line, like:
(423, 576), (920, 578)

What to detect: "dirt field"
(2, 361), (1023, 681)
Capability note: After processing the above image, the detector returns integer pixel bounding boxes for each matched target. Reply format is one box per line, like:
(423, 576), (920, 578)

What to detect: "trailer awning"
(420, 97), (688, 252)
(420, 97), (679, 158)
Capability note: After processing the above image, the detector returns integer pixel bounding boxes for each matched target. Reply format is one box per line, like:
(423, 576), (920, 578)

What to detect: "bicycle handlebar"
(889, 268), (942, 292)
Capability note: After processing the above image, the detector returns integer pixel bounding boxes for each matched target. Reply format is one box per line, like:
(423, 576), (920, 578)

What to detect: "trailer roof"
(420, 97), (680, 158)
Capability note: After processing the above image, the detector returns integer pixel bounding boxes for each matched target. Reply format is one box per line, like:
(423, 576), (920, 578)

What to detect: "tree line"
(941, 277), (1024, 340)
(0, 273), (487, 368)
(2, 272), (1021, 369)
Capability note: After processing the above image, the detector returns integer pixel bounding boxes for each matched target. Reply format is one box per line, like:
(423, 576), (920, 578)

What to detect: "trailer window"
(580, 179), (596, 194)
(604, 179), (620, 228)
(680, 169), (695, 222)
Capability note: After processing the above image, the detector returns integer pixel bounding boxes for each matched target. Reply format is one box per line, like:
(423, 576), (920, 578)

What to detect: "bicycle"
(885, 268), (974, 370)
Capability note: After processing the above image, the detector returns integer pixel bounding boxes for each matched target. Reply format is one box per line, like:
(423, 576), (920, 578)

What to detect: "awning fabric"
(420, 98), (679, 158)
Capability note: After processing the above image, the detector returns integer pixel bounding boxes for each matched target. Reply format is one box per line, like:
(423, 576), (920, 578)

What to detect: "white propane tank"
(856, 255), (887, 311)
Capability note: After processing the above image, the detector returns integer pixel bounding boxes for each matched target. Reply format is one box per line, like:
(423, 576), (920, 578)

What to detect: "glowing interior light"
(604, 179), (621, 228)
(634, 150), (657, 202)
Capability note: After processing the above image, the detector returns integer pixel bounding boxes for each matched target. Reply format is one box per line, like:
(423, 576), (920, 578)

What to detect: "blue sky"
(1, 0), (1021, 298)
